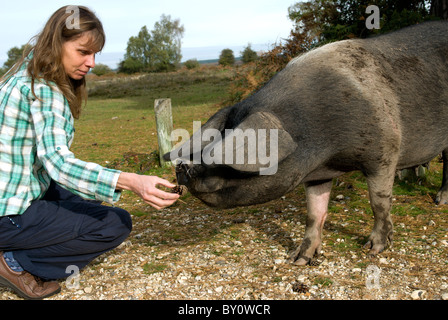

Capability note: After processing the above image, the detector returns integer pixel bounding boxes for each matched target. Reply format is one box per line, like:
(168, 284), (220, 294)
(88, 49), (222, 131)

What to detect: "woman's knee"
(80, 205), (132, 245)
(117, 207), (132, 234)
(109, 207), (133, 240)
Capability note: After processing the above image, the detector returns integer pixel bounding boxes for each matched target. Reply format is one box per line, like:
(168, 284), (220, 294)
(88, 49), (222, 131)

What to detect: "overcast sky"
(0, 0), (295, 63)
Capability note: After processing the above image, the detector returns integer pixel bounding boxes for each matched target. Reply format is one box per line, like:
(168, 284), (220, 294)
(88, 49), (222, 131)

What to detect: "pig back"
(263, 21), (448, 171)
(365, 21), (448, 167)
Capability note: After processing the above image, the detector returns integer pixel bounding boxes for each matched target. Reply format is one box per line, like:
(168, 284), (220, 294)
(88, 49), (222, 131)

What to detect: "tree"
(431, 0), (448, 19)
(2, 44), (29, 71)
(1, 44), (32, 77)
(219, 49), (235, 67)
(119, 26), (151, 73)
(150, 14), (185, 72)
(122, 26), (151, 73)
(241, 44), (259, 64)
(287, 0), (433, 44)
(119, 15), (184, 74)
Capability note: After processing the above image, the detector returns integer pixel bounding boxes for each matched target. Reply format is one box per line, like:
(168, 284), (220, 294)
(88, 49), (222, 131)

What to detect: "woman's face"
(61, 32), (97, 80)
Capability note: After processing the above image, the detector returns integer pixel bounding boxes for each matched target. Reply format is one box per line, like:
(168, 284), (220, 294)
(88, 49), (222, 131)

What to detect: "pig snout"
(175, 162), (194, 186)
(175, 161), (227, 195)
(175, 162), (209, 187)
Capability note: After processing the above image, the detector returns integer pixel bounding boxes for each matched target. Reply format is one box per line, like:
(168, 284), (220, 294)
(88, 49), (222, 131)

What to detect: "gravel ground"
(1, 185), (447, 301)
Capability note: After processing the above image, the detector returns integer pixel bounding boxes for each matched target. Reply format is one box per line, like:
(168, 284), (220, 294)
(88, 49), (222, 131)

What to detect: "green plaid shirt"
(0, 58), (122, 217)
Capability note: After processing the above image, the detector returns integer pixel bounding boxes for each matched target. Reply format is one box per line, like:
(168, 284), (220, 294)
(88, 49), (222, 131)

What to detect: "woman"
(0, 6), (179, 299)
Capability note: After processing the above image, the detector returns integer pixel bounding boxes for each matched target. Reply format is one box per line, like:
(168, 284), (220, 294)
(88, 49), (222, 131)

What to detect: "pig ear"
(163, 106), (232, 162)
(199, 105), (233, 132)
(214, 112), (297, 175)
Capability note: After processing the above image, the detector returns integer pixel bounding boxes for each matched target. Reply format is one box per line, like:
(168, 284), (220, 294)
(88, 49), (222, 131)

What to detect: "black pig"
(165, 21), (448, 265)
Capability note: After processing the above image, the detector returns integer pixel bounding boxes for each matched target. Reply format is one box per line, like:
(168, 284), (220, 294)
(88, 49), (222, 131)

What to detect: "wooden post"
(154, 98), (173, 167)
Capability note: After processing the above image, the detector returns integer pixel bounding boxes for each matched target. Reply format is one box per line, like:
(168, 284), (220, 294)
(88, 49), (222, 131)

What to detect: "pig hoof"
(291, 256), (321, 266)
(292, 257), (310, 266)
(287, 249), (320, 266)
(363, 235), (392, 255)
(287, 248), (309, 266)
(363, 240), (386, 255)
(364, 224), (393, 255)
(435, 190), (448, 205)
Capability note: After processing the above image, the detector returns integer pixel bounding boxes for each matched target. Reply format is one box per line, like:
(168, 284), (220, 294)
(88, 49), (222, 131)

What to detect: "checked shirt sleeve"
(30, 83), (122, 204)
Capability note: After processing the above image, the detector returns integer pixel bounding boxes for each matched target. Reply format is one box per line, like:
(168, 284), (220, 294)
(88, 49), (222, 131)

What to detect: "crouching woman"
(0, 6), (179, 299)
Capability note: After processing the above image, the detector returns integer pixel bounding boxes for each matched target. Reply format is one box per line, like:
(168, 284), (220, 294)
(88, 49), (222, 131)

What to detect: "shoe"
(0, 252), (61, 300)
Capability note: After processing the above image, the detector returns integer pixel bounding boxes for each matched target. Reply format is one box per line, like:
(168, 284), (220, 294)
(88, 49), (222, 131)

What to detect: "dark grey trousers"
(0, 181), (132, 280)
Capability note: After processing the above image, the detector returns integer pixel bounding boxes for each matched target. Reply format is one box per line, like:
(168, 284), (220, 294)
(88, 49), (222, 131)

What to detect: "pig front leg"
(288, 180), (332, 266)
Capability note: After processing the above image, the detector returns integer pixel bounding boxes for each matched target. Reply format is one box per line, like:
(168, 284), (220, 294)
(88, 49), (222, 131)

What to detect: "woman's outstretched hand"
(116, 172), (179, 210)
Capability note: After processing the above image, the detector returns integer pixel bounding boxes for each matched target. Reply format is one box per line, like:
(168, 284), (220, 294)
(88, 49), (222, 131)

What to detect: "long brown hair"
(1, 6), (105, 119)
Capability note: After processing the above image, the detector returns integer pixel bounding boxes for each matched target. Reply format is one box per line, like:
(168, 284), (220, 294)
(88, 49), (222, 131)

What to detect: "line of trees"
(182, 44), (259, 70)
(0, 14), (186, 77)
(228, 0), (448, 104)
(1, 1), (446, 77)
(218, 44), (259, 67)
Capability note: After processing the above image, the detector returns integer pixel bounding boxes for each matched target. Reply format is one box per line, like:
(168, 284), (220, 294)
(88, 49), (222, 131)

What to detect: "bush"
(184, 59), (200, 70)
(241, 44), (259, 64)
(92, 63), (112, 76)
(118, 57), (145, 74)
(219, 49), (235, 67)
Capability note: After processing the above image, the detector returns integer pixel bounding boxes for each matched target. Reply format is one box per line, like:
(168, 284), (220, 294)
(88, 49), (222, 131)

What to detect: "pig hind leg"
(363, 165), (397, 255)
(435, 149), (448, 205)
(288, 180), (332, 266)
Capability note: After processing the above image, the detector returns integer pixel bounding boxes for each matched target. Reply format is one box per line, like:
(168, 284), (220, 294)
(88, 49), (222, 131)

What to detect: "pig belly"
(397, 125), (448, 169)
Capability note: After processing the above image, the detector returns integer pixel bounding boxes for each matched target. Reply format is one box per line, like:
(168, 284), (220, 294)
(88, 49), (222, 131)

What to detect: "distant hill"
(196, 57), (242, 65)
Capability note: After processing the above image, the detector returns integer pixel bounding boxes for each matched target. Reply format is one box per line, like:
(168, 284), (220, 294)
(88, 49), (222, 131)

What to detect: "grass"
(142, 262), (168, 275)
(313, 277), (333, 287)
(87, 66), (234, 103)
(73, 67), (234, 172)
